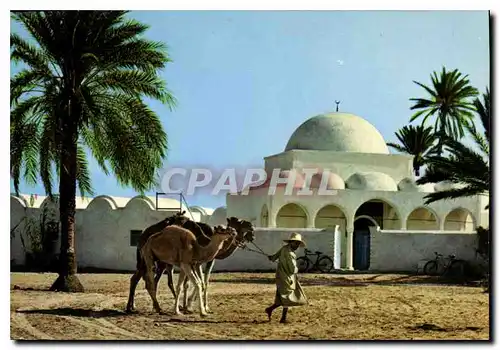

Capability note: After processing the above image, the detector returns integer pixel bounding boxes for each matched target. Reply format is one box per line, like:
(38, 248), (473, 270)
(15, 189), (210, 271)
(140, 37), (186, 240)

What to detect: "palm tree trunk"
(50, 104), (84, 292)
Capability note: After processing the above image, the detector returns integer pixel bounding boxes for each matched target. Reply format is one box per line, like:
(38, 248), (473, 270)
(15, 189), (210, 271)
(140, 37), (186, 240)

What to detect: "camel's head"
(213, 225), (237, 244)
(226, 217), (255, 244)
(167, 211), (189, 226)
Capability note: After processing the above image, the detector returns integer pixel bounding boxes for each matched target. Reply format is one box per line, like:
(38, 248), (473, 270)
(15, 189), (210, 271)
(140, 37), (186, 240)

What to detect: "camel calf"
(126, 211), (190, 313)
(140, 224), (236, 316)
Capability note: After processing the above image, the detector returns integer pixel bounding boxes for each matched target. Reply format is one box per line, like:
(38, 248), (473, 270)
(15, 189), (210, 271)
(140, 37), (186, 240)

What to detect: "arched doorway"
(353, 217), (375, 271)
(352, 199), (400, 271)
(354, 199), (401, 230)
(276, 203), (307, 228)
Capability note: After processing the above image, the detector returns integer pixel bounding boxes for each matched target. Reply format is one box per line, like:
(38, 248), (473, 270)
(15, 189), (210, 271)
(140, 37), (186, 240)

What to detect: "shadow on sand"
(17, 308), (126, 318)
(12, 285), (50, 292)
(154, 318), (269, 325)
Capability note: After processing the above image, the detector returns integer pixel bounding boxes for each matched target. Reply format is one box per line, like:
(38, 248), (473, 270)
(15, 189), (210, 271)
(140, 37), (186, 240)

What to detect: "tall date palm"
(416, 89), (490, 206)
(10, 11), (176, 291)
(409, 67), (478, 155)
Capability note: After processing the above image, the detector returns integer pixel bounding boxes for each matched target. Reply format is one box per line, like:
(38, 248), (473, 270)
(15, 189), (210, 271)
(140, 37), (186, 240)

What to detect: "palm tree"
(415, 88), (490, 206)
(10, 11), (176, 292)
(409, 67), (478, 155)
(386, 124), (437, 176)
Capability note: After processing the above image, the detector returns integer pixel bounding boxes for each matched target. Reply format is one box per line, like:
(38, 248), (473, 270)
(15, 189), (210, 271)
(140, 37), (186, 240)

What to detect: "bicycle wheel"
(424, 261), (438, 276)
(297, 257), (310, 273)
(447, 260), (467, 278)
(317, 256), (334, 273)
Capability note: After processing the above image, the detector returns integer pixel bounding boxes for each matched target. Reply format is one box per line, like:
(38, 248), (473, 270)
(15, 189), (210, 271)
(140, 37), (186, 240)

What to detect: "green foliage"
(409, 67), (478, 155)
(10, 11), (176, 197)
(415, 87), (490, 206)
(387, 124), (437, 176)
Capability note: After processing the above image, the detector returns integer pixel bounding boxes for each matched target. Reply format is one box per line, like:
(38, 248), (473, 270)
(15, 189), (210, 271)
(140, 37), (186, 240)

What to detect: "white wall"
(369, 227), (478, 272)
(10, 194), (481, 273)
(10, 195), (185, 271)
(211, 228), (335, 271)
(77, 201), (184, 270)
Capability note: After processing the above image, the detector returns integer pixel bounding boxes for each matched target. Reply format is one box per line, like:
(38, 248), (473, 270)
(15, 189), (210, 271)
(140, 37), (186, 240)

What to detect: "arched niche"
(444, 208), (476, 231)
(276, 203), (308, 228)
(314, 204), (346, 231)
(406, 207), (439, 230)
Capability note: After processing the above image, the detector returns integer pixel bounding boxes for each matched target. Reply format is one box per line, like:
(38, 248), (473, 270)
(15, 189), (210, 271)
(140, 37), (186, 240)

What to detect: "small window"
(130, 230), (142, 247)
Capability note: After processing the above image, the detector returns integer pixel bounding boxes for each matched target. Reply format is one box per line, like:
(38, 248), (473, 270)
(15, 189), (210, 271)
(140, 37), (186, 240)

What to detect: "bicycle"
(296, 249), (334, 273)
(423, 252), (467, 278)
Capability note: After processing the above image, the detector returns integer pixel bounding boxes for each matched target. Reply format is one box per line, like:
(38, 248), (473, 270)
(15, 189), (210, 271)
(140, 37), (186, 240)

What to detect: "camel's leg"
(143, 256), (162, 314)
(154, 262), (177, 301)
(198, 263), (206, 291)
(179, 277), (191, 312)
(126, 267), (144, 313)
(203, 260), (216, 313)
(173, 269), (186, 315)
(182, 276), (190, 312)
(154, 261), (166, 289)
(183, 263), (207, 317)
(164, 264), (177, 300)
(186, 264), (203, 311)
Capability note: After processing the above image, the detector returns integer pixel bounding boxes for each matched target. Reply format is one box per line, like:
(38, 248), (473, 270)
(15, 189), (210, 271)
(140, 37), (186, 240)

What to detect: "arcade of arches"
(269, 201), (475, 232)
(265, 200), (477, 271)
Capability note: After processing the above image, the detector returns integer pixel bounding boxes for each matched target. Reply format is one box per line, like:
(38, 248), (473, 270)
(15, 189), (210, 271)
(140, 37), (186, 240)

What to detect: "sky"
(10, 10), (490, 210)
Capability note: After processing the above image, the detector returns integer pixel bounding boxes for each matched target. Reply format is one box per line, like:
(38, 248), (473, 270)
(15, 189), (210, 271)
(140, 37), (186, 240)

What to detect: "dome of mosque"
(285, 112), (389, 154)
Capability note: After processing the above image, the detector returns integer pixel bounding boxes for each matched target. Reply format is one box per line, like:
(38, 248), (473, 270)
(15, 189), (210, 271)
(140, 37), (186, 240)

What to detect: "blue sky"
(10, 10), (490, 210)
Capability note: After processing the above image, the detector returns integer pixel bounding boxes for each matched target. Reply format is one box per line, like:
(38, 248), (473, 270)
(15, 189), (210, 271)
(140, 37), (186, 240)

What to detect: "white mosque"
(219, 112), (489, 269)
(10, 111), (489, 272)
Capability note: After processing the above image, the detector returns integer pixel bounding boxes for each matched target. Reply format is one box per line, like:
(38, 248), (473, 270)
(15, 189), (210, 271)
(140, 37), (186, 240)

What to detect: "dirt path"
(11, 313), (53, 340)
(10, 272), (490, 340)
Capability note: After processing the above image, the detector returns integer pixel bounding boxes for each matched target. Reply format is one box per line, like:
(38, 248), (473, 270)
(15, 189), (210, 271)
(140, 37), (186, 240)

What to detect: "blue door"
(353, 229), (371, 270)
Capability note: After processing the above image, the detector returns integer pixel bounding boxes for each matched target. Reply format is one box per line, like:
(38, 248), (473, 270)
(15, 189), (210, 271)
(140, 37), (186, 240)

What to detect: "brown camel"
(140, 224), (236, 316)
(126, 211), (190, 313)
(162, 217), (255, 313)
(126, 213), (254, 314)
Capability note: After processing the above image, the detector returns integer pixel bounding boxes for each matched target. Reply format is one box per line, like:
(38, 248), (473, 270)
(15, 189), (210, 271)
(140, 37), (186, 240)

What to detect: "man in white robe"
(265, 232), (308, 323)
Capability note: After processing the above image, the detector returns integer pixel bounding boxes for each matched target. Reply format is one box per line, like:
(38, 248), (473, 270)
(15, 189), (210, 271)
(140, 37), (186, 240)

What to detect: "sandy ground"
(10, 272), (490, 340)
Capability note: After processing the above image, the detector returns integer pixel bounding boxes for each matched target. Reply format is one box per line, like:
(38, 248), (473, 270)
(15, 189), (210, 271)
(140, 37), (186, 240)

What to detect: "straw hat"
(283, 232), (306, 247)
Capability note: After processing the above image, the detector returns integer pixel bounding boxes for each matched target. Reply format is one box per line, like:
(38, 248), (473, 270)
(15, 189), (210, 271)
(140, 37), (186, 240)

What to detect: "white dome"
(310, 172), (345, 190)
(207, 206), (227, 226)
(285, 112), (389, 154)
(346, 172), (398, 191)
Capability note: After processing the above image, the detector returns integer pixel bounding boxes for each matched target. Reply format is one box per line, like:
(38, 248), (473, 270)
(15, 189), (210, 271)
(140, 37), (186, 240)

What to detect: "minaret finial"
(335, 100), (340, 112)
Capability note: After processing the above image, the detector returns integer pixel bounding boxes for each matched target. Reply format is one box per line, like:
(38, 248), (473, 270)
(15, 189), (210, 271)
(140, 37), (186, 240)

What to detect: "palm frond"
(422, 185), (488, 205)
(76, 144), (94, 197)
(11, 10), (174, 201)
(409, 67), (479, 151)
